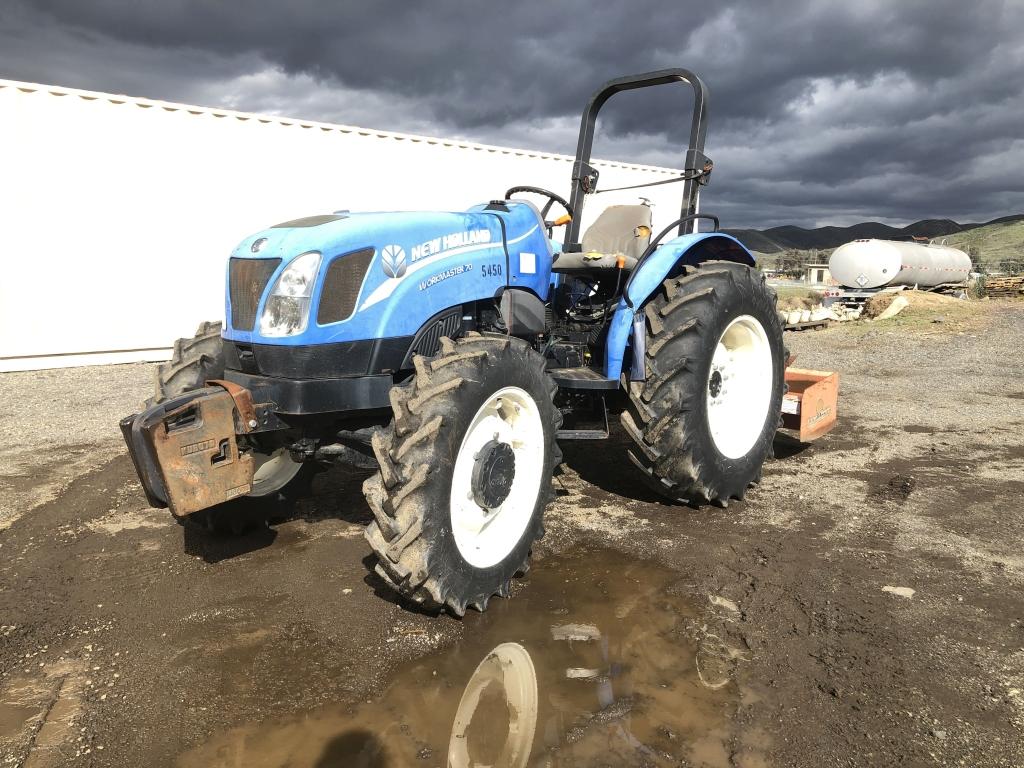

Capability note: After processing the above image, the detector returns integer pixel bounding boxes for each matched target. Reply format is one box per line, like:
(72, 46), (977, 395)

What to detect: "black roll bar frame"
(564, 68), (712, 249)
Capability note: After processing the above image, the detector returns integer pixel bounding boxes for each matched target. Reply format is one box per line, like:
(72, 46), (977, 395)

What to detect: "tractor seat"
(553, 204), (653, 272)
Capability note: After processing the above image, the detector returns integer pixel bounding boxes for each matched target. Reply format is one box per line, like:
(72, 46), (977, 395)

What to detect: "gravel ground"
(1, 299), (1022, 767)
(0, 364), (152, 530)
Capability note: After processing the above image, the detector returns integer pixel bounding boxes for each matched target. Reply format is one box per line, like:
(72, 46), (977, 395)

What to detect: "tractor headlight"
(259, 251), (321, 337)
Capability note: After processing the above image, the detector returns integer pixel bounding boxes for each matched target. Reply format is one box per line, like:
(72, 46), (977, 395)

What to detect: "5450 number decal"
(481, 263), (503, 278)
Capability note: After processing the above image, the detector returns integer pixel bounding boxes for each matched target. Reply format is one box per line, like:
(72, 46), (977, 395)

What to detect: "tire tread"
(363, 332), (560, 616)
(620, 261), (783, 504)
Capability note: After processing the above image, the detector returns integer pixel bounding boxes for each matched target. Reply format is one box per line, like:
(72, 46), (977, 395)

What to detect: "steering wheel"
(504, 185), (574, 236)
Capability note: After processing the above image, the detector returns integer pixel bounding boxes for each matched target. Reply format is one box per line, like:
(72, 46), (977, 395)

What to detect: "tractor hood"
(222, 203), (550, 348)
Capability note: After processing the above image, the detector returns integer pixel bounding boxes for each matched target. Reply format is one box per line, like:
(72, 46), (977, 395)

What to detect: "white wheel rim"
(448, 642), (538, 768)
(705, 315), (774, 460)
(449, 387), (545, 569)
(250, 448), (302, 497)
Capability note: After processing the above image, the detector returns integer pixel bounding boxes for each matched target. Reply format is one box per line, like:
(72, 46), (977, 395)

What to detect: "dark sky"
(2, 0), (1022, 228)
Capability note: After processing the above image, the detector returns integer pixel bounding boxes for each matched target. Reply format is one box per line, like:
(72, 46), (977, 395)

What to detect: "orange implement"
(781, 368), (839, 442)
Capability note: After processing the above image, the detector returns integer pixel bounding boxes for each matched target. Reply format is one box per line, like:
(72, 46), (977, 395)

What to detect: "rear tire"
(363, 333), (562, 616)
(149, 321), (313, 533)
(621, 261), (784, 505)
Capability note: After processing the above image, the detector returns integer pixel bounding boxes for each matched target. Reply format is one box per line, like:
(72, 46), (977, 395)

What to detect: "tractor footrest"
(549, 366), (619, 391)
(557, 395), (610, 440)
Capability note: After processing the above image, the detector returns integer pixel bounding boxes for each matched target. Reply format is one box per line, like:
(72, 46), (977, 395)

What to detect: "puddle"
(0, 661), (87, 762)
(177, 548), (754, 767)
(0, 700), (38, 739)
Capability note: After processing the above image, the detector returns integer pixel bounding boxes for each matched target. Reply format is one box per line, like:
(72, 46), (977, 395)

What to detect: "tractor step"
(549, 366), (618, 391)
(557, 396), (610, 440)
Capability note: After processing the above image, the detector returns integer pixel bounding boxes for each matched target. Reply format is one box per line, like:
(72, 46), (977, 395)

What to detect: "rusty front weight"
(208, 379), (257, 433)
(125, 384), (258, 517)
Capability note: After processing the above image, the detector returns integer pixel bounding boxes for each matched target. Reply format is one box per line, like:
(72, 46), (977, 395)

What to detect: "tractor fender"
(604, 232), (756, 381)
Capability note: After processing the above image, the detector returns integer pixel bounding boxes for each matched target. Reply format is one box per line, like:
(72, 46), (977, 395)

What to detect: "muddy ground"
(1, 301), (1023, 767)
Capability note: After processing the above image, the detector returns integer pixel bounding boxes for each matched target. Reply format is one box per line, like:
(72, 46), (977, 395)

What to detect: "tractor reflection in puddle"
(448, 641), (536, 767)
(177, 550), (753, 768)
(448, 621), (738, 768)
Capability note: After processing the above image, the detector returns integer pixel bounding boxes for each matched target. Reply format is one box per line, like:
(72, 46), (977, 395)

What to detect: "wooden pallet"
(985, 276), (1024, 298)
(784, 319), (830, 332)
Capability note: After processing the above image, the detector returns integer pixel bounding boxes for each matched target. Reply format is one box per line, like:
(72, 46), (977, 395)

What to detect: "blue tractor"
(121, 69), (784, 615)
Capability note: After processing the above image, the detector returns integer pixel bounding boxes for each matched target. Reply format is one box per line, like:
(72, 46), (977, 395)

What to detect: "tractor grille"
(229, 258), (280, 331)
(317, 248), (375, 325)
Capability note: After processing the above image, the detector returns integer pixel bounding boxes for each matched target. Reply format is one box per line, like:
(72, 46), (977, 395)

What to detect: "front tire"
(145, 320), (225, 408)
(621, 261), (784, 505)
(363, 333), (562, 616)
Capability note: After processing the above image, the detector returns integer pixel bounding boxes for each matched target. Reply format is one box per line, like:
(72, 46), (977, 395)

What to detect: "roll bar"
(564, 68), (712, 248)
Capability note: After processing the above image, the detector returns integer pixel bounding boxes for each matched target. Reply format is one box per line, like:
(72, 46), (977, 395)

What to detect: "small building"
(805, 263), (834, 285)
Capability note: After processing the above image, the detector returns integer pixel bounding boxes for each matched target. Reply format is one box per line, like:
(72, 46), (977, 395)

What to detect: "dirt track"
(2, 301), (1023, 767)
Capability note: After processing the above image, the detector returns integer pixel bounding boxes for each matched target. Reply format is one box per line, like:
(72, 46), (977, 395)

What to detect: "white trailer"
(0, 79), (687, 372)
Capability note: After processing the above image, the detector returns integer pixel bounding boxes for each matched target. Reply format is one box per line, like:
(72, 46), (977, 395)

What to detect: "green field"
(934, 219), (1024, 268)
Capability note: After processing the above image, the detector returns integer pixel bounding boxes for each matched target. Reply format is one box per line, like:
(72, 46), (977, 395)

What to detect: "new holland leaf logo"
(381, 244), (407, 278)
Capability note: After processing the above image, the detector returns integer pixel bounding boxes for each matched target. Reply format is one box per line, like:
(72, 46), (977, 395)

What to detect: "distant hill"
(724, 214), (1024, 253)
(935, 218), (1024, 267)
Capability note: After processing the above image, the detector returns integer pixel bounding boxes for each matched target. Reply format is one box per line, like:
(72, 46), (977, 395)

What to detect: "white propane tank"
(828, 239), (972, 289)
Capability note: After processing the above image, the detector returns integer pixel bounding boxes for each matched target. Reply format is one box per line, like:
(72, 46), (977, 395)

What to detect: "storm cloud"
(2, 0), (1022, 227)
